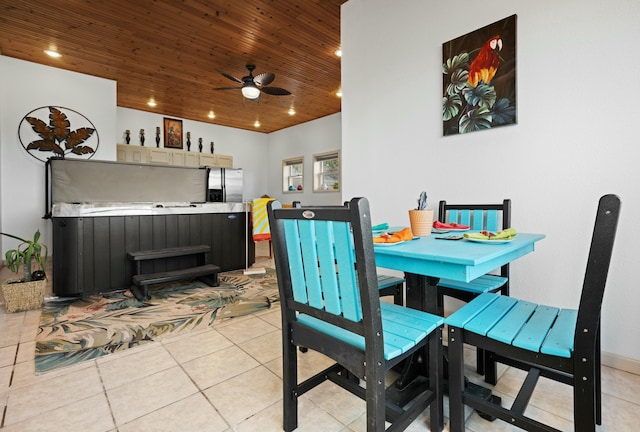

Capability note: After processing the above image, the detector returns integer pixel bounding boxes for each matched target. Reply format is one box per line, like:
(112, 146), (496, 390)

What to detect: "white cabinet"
(214, 154), (234, 168)
(199, 153), (233, 168)
(116, 144), (148, 163)
(116, 144), (232, 168)
(199, 154), (217, 167)
(184, 152), (200, 167)
(147, 147), (172, 165)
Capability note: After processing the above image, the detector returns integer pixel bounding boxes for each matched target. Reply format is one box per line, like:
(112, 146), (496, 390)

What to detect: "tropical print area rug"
(35, 268), (278, 373)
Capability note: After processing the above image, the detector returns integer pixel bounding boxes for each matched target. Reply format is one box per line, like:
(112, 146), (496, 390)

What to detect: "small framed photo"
(163, 117), (183, 149)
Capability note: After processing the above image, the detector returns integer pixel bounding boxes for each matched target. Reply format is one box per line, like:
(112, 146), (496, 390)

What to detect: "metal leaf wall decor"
(18, 106), (100, 163)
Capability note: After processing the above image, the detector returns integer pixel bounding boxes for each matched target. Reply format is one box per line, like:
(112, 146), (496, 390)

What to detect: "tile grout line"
(163, 339), (233, 431)
(95, 359), (120, 430)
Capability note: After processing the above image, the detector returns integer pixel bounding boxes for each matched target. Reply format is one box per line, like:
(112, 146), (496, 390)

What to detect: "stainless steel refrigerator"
(207, 168), (243, 202)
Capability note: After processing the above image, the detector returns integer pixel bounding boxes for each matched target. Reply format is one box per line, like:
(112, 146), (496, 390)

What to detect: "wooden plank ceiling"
(0, 0), (347, 133)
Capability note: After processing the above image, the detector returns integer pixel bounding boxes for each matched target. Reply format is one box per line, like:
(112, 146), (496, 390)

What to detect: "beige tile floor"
(1, 252), (639, 430)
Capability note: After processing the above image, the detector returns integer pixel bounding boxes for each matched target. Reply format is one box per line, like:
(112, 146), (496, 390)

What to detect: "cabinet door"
(216, 154), (234, 168)
(171, 150), (185, 166)
(116, 144), (127, 161)
(128, 146), (148, 163)
(199, 154), (217, 167)
(117, 144), (148, 163)
(148, 148), (171, 164)
(184, 152), (200, 167)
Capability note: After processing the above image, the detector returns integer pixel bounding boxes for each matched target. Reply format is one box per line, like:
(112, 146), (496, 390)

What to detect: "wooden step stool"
(128, 245), (220, 301)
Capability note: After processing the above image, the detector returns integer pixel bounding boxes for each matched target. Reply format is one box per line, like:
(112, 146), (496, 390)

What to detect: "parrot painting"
(467, 35), (503, 87)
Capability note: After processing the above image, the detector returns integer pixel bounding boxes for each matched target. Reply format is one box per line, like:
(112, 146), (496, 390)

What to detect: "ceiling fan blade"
(213, 87), (242, 91)
(217, 70), (242, 84)
(261, 86), (292, 96)
(254, 72), (275, 87)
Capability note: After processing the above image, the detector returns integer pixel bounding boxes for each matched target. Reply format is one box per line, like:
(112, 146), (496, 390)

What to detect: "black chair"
(268, 197), (444, 432)
(437, 199), (510, 380)
(446, 194), (620, 432)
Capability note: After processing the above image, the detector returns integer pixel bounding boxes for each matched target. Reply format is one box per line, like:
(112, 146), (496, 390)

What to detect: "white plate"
(373, 240), (405, 246)
(464, 237), (514, 244)
(447, 227), (470, 232)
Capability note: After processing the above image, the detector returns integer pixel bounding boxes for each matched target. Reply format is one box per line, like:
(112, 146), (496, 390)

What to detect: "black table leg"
(397, 272), (499, 419)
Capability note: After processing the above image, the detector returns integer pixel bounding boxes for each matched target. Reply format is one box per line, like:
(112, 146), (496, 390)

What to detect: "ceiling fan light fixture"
(242, 84), (260, 99)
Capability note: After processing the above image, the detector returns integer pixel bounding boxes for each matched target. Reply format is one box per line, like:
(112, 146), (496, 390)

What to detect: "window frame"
(312, 150), (340, 193)
(282, 156), (304, 193)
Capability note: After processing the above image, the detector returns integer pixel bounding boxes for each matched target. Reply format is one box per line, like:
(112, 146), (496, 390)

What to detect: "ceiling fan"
(214, 64), (292, 100)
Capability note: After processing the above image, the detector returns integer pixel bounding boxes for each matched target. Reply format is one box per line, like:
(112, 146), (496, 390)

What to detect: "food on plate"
(464, 228), (517, 241)
(433, 221), (470, 230)
(373, 227), (414, 243)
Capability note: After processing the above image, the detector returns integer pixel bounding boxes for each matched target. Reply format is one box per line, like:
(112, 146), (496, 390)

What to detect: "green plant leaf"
(443, 52), (469, 75)
(447, 69), (469, 95)
(462, 83), (496, 109)
(459, 106), (493, 134)
(491, 97), (516, 125)
(443, 94), (463, 121)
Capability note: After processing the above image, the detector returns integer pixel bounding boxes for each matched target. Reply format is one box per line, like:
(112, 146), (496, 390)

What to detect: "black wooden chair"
(268, 197), (444, 432)
(445, 194), (620, 432)
(437, 199), (511, 380)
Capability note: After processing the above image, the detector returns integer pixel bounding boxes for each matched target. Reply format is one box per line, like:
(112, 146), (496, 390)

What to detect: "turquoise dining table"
(374, 232), (545, 314)
(374, 232), (545, 391)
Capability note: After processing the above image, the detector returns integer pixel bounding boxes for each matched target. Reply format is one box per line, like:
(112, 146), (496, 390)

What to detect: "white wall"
(117, 108), (269, 201)
(341, 0), (640, 366)
(0, 55), (117, 251)
(0, 57), (271, 258)
(267, 113), (342, 206)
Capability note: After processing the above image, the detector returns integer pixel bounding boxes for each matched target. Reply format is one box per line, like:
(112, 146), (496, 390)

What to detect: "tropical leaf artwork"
(19, 106), (99, 162)
(442, 15), (517, 136)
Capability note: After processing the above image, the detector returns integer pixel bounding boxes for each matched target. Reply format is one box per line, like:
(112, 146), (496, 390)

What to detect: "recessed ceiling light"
(336, 89), (342, 98)
(44, 49), (61, 58)
(334, 48), (342, 57)
(288, 107), (296, 115)
(254, 120), (261, 128)
(147, 98), (157, 107)
(208, 110), (215, 119)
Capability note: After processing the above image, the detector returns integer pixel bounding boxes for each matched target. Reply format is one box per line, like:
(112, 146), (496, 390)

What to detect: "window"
(282, 157), (304, 192)
(313, 150), (340, 192)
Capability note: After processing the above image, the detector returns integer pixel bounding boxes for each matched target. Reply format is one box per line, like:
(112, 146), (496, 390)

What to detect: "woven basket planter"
(1, 278), (46, 313)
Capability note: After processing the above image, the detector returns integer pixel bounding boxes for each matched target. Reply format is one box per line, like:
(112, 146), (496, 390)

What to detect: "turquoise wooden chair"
(292, 200), (406, 305)
(268, 197), (444, 432)
(445, 194), (620, 432)
(437, 199), (511, 381)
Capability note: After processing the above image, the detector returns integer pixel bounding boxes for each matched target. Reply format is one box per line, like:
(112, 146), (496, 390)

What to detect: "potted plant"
(1, 230), (48, 313)
(408, 191), (434, 236)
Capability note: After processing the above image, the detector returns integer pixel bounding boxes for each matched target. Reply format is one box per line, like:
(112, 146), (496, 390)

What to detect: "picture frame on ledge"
(163, 117), (183, 149)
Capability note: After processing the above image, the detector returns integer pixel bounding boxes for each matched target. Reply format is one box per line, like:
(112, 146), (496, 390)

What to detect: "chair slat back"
(441, 201), (509, 232)
(269, 198), (380, 334)
(575, 194), (620, 346)
(285, 218), (361, 321)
